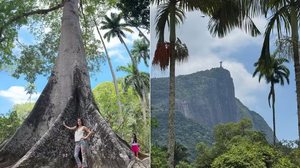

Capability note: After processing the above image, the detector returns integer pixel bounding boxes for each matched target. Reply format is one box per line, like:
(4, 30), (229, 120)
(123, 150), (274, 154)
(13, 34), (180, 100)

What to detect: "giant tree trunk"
(0, 0), (146, 167)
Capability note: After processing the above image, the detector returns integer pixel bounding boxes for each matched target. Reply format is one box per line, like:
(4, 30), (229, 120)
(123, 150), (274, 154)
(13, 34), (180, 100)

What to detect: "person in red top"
(131, 133), (140, 158)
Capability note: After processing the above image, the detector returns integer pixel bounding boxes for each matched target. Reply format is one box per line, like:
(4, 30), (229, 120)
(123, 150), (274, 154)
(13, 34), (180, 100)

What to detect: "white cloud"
(108, 49), (130, 64)
(0, 86), (40, 104)
(224, 61), (267, 106)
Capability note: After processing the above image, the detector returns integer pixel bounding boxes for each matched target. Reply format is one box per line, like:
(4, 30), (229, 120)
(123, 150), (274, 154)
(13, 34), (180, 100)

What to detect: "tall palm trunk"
(132, 63), (147, 125)
(290, 2), (300, 143)
(93, 18), (123, 115)
(136, 86), (147, 125)
(271, 83), (276, 145)
(168, 1), (176, 167)
(118, 35), (149, 125)
(141, 87), (148, 123)
(118, 35), (136, 65)
(141, 91), (150, 152)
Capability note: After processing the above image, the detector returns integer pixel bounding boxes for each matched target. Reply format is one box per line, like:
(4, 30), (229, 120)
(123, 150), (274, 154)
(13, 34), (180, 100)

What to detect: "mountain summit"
(151, 67), (274, 158)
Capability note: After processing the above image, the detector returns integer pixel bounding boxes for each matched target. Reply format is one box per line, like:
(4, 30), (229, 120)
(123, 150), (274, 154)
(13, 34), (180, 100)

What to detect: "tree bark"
(141, 88), (148, 124)
(0, 0), (147, 167)
(271, 83), (276, 145)
(290, 2), (300, 144)
(167, 1), (176, 168)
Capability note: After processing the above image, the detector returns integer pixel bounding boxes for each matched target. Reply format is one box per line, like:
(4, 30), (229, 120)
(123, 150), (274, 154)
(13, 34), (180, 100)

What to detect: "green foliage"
(12, 102), (35, 121)
(131, 38), (150, 67)
(193, 143), (217, 168)
(0, 102), (34, 143)
(0, 103), (34, 144)
(151, 117), (159, 128)
(0, 0), (36, 67)
(116, 0), (149, 30)
(117, 62), (150, 100)
(214, 119), (268, 149)
(191, 119), (297, 168)
(288, 148), (300, 166)
(93, 80), (139, 130)
(92, 81), (149, 152)
(174, 143), (190, 166)
(176, 161), (192, 168)
(151, 105), (213, 160)
(151, 143), (191, 168)
(101, 12), (133, 42)
(211, 140), (295, 168)
(151, 145), (168, 168)
(0, 111), (21, 143)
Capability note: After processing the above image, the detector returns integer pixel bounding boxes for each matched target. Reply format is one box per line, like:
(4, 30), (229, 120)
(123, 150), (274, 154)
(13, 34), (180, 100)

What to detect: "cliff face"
(152, 68), (241, 127)
(151, 68), (274, 151)
(174, 68), (239, 126)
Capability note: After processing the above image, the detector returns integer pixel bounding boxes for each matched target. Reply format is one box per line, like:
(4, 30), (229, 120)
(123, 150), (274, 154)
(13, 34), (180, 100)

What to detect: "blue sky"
(0, 16), (149, 115)
(150, 8), (298, 141)
(1, 7), (298, 142)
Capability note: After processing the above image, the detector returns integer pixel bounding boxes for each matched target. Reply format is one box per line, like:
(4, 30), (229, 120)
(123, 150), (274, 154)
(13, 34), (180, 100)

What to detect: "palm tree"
(101, 13), (135, 64)
(253, 54), (290, 145)
(117, 61), (150, 124)
(255, 0), (300, 142)
(93, 17), (123, 115)
(151, 0), (262, 167)
(131, 38), (150, 67)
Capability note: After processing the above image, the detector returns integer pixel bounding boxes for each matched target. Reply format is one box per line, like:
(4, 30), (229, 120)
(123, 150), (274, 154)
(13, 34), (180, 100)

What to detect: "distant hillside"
(151, 68), (274, 159)
(152, 105), (213, 160)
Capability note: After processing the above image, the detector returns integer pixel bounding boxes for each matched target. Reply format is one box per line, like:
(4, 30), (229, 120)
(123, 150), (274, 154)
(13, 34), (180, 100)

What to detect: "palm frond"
(253, 54), (290, 102)
(155, 3), (170, 42)
(259, 5), (290, 67)
(174, 37), (189, 62)
(131, 38), (150, 66)
(155, 2), (185, 41)
(117, 65), (133, 74)
(122, 27), (134, 33)
(207, 0), (262, 38)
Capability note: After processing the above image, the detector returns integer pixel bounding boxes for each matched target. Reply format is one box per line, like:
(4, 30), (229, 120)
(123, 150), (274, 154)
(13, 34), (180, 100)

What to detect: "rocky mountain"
(151, 67), (274, 159)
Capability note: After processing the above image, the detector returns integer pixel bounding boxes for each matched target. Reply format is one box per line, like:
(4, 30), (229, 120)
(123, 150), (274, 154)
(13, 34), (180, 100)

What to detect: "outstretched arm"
(63, 121), (76, 130)
(82, 126), (93, 140)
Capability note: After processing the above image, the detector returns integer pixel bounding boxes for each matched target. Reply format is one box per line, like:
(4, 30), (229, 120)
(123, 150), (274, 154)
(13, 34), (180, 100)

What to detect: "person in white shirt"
(63, 118), (92, 168)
